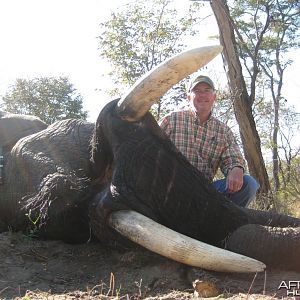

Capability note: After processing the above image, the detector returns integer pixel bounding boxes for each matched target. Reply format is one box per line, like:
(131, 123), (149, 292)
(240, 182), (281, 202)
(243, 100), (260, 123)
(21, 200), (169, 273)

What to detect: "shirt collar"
(188, 107), (213, 125)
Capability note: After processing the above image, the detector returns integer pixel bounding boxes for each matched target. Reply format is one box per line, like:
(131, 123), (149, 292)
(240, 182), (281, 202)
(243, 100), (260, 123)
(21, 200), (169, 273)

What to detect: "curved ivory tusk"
(117, 45), (223, 121)
(109, 210), (266, 273)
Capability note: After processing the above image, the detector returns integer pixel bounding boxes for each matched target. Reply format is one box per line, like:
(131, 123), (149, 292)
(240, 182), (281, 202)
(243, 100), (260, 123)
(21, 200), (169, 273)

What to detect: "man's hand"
(226, 167), (244, 193)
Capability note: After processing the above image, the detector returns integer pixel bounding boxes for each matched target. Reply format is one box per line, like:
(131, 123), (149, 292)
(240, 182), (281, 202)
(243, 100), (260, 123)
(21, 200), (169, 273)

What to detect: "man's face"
(187, 82), (216, 115)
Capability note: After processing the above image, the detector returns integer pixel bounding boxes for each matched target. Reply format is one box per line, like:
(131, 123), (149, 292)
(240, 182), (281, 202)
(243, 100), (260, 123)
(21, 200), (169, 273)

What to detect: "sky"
(0, 0), (299, 122)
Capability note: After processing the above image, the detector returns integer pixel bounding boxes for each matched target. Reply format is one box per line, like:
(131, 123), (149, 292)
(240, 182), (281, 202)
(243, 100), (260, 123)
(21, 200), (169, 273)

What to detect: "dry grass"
(250, 193), (300, 218)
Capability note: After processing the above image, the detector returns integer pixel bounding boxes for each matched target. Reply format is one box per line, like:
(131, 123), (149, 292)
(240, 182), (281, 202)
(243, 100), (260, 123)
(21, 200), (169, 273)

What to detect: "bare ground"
(0, 232), (299, 300)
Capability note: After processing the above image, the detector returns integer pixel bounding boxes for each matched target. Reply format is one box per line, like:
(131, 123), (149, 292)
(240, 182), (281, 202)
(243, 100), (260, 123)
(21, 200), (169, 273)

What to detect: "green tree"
(97, 0), (205, 119)
(255, 100), (300, 190)
(228, 0), (300, 192)
(2, 76), (88, 124)
(199, 0), (299, 198)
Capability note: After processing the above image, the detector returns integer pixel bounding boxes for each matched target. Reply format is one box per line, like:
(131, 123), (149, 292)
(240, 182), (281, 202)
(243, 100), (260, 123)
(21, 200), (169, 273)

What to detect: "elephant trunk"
(243, 208), (300, 227)
(226, 224), (300, 271)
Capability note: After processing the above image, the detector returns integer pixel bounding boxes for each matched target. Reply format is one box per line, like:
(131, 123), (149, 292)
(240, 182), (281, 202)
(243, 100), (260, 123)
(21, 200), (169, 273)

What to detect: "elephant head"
(89, 46), (300, 273)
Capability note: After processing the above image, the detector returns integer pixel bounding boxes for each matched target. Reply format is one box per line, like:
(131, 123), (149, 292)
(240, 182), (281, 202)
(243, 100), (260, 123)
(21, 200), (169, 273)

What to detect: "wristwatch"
(231, 165), (244, 173)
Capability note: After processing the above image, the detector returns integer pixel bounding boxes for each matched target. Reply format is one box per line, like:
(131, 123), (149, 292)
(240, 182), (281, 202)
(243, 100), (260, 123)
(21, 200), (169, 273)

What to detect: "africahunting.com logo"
(278, 281), (300, 297)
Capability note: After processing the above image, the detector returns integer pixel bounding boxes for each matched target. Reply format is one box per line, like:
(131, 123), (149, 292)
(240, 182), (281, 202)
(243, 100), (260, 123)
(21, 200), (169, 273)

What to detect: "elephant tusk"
(117, 45), (223, 122)
(108, 210), (266, 273)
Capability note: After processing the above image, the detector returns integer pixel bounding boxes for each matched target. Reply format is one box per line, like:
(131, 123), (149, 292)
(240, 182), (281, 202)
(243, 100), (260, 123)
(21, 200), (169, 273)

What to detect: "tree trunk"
(272, 98), (280, 191)
(210, 0), (271, 195)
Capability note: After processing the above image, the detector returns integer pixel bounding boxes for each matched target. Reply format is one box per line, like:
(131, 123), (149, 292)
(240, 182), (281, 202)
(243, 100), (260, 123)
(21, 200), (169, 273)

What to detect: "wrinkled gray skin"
(0, 105), (300, 271)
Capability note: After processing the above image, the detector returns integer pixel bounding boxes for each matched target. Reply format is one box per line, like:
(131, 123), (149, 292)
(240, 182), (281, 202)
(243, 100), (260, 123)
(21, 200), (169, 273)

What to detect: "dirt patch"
(0, 232), (299, 299)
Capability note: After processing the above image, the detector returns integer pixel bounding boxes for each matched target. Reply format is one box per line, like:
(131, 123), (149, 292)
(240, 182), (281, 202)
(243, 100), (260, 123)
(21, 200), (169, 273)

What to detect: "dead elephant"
(0, 46), (299, 273)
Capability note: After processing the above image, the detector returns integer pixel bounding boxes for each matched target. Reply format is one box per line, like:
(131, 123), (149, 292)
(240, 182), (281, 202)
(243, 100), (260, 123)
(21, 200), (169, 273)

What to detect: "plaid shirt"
(159, 109), (245, 181)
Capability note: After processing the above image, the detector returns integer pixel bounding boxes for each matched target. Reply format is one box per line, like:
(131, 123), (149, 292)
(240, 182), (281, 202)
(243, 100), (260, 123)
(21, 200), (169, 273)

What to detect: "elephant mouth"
(102, 45), (266, 273)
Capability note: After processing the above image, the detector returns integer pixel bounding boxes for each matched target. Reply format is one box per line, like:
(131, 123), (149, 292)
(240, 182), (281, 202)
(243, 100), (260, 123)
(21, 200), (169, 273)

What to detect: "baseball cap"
(188, 75), (215, 92)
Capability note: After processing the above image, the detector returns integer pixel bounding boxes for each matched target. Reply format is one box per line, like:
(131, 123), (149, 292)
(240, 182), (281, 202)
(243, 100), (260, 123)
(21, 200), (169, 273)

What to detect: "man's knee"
(241, 175), (260, 206)
(214, 175), (260, 207)
(243, 175), (260, 195)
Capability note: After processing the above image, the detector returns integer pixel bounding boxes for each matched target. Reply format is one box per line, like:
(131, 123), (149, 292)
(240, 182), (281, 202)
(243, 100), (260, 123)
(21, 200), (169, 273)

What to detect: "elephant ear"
(0, 112), (47, 149)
